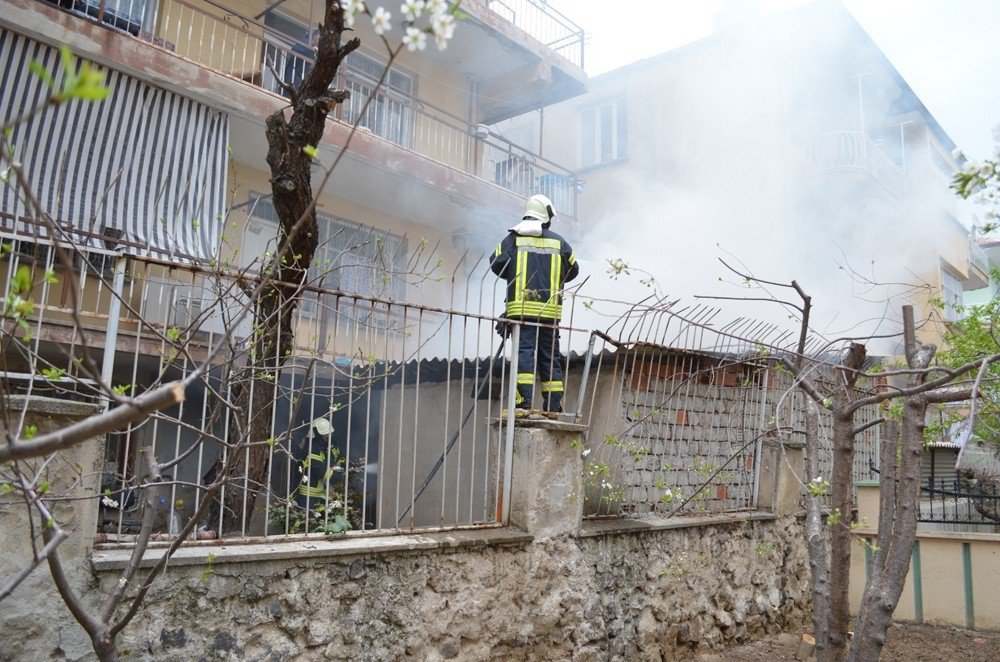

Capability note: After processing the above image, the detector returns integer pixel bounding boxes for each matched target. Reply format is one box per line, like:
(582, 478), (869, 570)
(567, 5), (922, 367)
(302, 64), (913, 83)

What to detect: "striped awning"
(0, 28), (228, 261)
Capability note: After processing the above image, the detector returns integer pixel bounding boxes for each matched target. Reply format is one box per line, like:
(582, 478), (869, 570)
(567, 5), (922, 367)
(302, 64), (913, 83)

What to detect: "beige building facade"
(506, 0), (987, 351)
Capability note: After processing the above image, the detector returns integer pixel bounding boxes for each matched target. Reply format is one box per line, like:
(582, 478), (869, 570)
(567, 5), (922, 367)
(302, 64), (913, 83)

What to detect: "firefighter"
(490, 194), (579, 414)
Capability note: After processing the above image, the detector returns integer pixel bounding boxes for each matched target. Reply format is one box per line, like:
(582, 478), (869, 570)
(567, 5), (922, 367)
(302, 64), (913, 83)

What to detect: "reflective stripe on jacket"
(489, 228), (579, 320)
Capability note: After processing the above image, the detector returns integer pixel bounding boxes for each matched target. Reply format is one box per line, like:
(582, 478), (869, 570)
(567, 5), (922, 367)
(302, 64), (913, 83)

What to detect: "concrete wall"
(850, 484), (1000, 631)
(378, 378), (500, 530)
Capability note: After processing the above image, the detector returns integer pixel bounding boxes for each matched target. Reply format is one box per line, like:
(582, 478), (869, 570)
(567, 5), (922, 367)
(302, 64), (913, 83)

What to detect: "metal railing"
(577, 303), (885, 519)
(920, 478), (1000, 527)
(482, 0), (586, 68)
(802, 131), (907, 200)
(970, 236), (990, 278)
(2, 222), (601, 543)
(40, 0), (579, 218)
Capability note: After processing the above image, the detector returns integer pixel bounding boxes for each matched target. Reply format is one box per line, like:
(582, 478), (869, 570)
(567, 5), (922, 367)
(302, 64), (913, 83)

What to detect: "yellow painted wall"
(151, 0), (478, 173)
(851, 486), (1000, 630)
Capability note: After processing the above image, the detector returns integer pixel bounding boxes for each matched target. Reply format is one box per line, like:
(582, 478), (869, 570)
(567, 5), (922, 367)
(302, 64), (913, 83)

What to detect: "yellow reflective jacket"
(489, 228), (579, 320)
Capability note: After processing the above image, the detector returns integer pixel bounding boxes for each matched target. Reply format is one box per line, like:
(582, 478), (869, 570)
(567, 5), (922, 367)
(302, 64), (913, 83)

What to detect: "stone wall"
(0, 413), (811, 662)
(90, 516), (808, 661)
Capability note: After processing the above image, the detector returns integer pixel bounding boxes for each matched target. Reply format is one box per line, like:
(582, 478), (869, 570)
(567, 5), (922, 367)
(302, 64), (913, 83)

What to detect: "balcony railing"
(970, 236), (990, 278)
(40, 0), (579, 219)
(481, 0), (585, 68)
(802, 130), (907, 200)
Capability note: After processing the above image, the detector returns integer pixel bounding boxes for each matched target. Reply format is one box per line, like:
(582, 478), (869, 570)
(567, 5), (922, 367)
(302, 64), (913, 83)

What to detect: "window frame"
(579, 95), (628, 169)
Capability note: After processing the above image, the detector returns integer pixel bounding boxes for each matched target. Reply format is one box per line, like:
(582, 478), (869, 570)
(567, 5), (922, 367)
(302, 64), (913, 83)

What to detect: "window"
(581, 97), (627, 168)
(47, 0), (157, 36)
(262, 13), (315, 95)
(342, 51), (414, 148)
(940, 266), (964, 322)
(242, 193), (408, 319)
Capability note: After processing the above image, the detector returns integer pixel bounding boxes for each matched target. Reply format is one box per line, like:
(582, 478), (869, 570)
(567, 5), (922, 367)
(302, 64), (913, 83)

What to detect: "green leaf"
(41, 367), (65, 381)
(28, 60), (55, 89)
(112, 384), (131, 396)
(11, 265), (33, 295)
(302, 145), (319, 159)
(43, 268), (58, 285)
(38, 481), (52, 495)
(54, 46), (109, 103)
(59, 45), (74, 78)
(23, 424), (37, 440)
(166, 326), (181, 342)
(0, 483), (12, 496)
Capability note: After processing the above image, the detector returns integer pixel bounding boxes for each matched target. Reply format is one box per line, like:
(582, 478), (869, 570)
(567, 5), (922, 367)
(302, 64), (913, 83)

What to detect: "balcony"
(19, 0), (580, 226)
(801, 130), (906, 200)
(481, 0), (585, 68)
(969, 235), (990, 283)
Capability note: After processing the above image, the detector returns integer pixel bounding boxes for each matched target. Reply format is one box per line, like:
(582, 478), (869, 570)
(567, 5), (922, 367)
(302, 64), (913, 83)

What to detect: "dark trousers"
(515, 322), (564, 411)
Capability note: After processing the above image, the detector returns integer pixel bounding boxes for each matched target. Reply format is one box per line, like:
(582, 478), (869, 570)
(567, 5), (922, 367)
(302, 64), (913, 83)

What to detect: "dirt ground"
(697, 623), (1000, 661)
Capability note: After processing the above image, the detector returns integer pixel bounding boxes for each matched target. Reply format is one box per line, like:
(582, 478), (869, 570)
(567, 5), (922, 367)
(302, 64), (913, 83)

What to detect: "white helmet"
(523, 194), (555, 222)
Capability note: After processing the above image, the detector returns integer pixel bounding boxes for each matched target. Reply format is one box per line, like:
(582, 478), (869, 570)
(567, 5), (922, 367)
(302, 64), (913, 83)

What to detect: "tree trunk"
(803, 398), (832, 659)
(848, 399), (927, 661)
(826, 343), (866, 659)
(208, 1), (359, 533)
(849, 306), (953, 661)
(826, 406), (856, 659)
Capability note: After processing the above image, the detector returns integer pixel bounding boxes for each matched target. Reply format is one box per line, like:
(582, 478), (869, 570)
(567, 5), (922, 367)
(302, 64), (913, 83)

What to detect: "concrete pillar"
(0, 396), (104, 659)
(509, 419), (587, 538)
(855, 481), (880, 529)
(756, 437), (805, 515)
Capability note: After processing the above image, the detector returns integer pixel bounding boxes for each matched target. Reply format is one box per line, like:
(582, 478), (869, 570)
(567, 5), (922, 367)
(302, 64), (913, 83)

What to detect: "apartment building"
(0, 0), (588, 534)
(507, 0), (986, 350)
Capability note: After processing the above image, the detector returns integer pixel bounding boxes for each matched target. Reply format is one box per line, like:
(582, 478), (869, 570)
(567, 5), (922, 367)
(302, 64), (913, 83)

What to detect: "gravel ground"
(697, 622), (1000, 661)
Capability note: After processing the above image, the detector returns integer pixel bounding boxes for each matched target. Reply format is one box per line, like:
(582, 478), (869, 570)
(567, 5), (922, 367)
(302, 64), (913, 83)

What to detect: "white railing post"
(501, 322), (519, 525)
(101, 255), (127, 412)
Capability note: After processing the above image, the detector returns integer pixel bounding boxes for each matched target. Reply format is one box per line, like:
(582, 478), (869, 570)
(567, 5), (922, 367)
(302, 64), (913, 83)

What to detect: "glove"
(495, 319), (512, 339)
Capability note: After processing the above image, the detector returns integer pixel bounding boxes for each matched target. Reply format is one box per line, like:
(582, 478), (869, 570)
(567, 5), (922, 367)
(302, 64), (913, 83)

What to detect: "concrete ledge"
(6, 394), (99, 417)
(488, 417), (588, 433)
(578, 511), (778, 538)
(763, 437), (806, 450)
(91, 527), (533, 572)
(853, 528), (1000, 543)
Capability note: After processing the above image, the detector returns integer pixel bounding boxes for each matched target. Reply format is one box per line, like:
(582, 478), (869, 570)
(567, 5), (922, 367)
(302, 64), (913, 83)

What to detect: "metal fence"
(576, 303), (884, 518)
(2, 225), (599, 543)
(41, 0), (580, 219)
(3, 222), (892, 543)
(920, 478), (1000, 527)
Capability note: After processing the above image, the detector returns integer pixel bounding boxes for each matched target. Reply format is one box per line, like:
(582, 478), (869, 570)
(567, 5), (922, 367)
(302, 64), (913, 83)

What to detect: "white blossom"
(432, 10), (455, 37)
(582, 448), (591, 457)
(429, 9), (455, 49)
(102, 495), (119, 508)
(426, 0), (447, 15)
(401, 0), (425, 22)
(403, 26), (427, 51)
(343, 0), (365, 28)
(372, 6), (392, 35)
